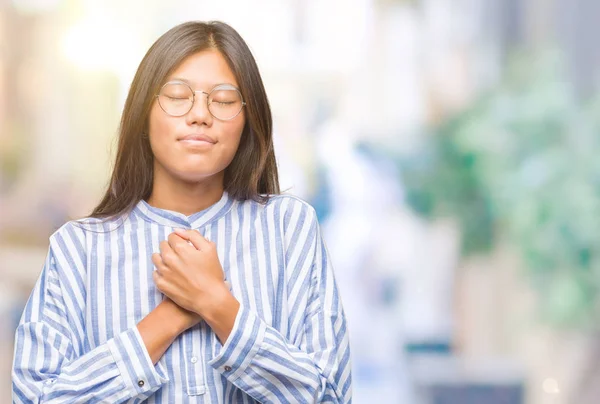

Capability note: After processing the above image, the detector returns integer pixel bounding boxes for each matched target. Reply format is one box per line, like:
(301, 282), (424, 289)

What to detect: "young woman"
(12, 21), (352, 403)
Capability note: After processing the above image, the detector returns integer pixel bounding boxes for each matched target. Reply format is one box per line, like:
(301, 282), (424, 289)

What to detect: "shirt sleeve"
(208, 202), (352, 403)
(12, 238), (169, 403)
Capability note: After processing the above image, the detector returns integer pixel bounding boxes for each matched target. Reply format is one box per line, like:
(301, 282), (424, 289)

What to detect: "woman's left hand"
(151, 229), (230, 317)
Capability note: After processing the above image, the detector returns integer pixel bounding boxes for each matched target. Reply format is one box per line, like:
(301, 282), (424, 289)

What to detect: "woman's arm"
(137, 298), (200, 364)
(13, 250), (161, 403)
(12, 227), (197, 403)
(156, 203), (352, 403)
(204, 212), (352, 404)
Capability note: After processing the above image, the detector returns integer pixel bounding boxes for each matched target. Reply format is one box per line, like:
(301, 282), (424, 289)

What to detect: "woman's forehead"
(166, 50), (239, 88)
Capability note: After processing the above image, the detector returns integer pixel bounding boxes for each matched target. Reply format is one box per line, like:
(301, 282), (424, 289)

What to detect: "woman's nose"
(186, 91), (213, 125)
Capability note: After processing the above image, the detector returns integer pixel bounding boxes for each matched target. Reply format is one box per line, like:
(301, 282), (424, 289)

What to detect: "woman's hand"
(137, 297), (202, 364)
(161, 297), (202, 332)
(151, 229), (230, 318)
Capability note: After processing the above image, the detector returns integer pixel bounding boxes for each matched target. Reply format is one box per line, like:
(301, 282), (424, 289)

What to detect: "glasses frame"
(155, 80), (246, 121)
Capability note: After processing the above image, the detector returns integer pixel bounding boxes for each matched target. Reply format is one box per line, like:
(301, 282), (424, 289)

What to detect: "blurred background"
(1, 0), (600, 403)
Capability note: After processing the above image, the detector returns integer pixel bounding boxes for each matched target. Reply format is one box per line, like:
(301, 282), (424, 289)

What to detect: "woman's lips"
(178, 134), (216, 143)
(178, 134), (216, 147)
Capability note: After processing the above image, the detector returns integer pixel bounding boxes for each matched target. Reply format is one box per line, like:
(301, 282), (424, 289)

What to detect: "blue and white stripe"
(12, 192), (352, 403)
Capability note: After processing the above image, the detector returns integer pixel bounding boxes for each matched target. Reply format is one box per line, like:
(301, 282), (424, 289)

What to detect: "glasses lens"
(208, 86), (244, 120)
(158, 83), (193, 116)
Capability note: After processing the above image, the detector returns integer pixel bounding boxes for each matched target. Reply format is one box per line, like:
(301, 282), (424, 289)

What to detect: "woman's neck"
(146, 171), (225, 216)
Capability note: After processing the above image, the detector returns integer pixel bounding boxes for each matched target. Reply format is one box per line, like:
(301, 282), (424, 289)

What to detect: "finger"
(151, 252), (164, 269)
(158, 241), (180, 267)
(170, 232), (195, 250)
(152, 271), (184, 307)
(152, 253), (170, 277)
(152, 269), (163, 288)
(159, 240), (170, 254)
(153, 270), (170, 295)
(167, 232), (191, 254)
(172, 229), (199, 246)
(174, 229), (211, 251)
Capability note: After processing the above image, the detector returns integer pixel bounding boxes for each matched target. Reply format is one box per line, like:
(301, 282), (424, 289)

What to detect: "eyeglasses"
(156, 80), (246, 121)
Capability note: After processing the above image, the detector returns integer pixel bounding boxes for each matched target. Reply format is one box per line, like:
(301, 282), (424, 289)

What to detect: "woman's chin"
(171, 169), (222, 185)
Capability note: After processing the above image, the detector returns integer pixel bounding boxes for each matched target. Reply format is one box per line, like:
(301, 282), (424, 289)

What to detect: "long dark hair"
(91, 21), (279, 219)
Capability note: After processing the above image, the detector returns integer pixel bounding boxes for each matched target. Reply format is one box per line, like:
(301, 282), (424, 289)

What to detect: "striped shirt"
(12, 192), (352, 403)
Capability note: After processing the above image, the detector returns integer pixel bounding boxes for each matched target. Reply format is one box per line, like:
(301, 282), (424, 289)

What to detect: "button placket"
(184, 326), (207, 396)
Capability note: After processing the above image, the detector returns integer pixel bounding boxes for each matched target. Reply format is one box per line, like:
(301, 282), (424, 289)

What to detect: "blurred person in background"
(11, 21), (351, 403)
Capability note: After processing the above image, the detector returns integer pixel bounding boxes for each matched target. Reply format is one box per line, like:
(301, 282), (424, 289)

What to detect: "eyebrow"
(167, 77), (238, 90)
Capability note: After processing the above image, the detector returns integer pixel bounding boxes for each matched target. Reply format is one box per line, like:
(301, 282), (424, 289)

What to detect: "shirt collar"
(132, 191), (235, 229)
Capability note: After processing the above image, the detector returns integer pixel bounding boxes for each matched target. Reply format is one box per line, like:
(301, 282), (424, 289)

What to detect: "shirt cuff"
(107, 327), (169, 396)
(208, 304), (266, 380)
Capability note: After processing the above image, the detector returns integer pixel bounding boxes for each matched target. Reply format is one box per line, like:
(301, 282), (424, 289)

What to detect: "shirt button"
(190, 356), (198, 364)
(138, 380), (145, 387)
(224, 365), (232, 372)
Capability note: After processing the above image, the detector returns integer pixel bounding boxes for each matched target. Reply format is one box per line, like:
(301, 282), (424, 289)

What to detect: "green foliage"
(400, 51), (600, 328)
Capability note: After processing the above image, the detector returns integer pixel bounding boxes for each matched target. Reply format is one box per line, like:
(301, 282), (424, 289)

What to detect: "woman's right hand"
(160, 297), (203, 333)
(138, 297), (203, 364)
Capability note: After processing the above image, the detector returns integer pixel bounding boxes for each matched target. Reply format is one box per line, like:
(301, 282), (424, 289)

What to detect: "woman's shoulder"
(251, 193), (318, 217)
(55, 215), (124, 235)
(47, 215), (127, 275)
(239, 193), (320, 231)
(261, 193), (315, 209)
(48, 215), (125, 253)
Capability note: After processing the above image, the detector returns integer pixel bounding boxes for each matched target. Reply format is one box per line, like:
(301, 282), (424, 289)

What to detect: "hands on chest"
(150, 229), (239, 344)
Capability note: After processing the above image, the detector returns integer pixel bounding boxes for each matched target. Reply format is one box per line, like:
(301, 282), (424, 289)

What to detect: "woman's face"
(148, 49), (245, 187)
